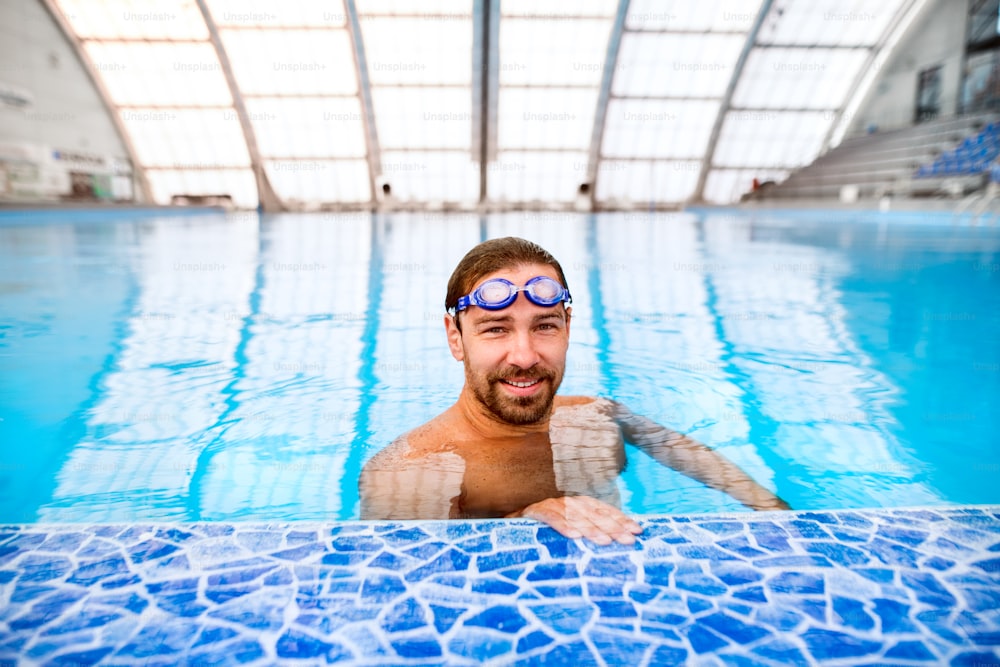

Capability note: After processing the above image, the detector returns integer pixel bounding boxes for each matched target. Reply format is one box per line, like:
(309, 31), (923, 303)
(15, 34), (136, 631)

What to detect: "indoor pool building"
(1, 0), (999, 665)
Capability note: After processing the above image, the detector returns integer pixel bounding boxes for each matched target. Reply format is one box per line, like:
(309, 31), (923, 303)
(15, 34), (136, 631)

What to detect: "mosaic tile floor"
(1, 507), (999, 666)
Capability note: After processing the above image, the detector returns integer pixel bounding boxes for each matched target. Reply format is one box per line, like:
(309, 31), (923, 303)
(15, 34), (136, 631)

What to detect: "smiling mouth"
(500, 379), (542, 388)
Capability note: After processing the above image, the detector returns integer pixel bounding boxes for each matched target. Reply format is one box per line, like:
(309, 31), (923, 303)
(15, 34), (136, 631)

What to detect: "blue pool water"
(0, 209), (999, 523)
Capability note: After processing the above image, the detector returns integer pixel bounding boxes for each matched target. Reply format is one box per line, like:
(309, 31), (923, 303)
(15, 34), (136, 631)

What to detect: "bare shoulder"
(363, 414), (453, 472)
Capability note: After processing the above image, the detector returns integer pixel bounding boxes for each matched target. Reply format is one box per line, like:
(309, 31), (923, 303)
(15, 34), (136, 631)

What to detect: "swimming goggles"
(449, 276), (572, 314)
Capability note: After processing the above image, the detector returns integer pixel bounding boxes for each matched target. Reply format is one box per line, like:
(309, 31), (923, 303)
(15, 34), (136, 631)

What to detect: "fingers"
(518, 496), (643, 546)
(568, 496), (641, 546)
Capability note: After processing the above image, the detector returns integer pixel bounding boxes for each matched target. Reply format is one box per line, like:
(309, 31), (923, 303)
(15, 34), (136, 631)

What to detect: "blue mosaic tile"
(753, 638), (808, 663)
(767, 571), (825, 595)
(833, 595), (875, 631)
(716, 535), (770, 558)
(685, 622), (731, 653)
(1, 507), (999, 665)
(802, 628), (883, 659)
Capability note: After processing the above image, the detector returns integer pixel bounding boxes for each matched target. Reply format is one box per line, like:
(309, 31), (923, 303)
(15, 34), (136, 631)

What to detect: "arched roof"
(46, 0), (926, 209)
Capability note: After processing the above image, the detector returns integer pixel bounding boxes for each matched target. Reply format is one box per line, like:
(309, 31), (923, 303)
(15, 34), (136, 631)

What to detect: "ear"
(564, 306), (572, 337)
(444, 313), (464, 361)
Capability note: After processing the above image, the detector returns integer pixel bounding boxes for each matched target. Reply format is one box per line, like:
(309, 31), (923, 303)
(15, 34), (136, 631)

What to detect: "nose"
(505, 328), (540, 370)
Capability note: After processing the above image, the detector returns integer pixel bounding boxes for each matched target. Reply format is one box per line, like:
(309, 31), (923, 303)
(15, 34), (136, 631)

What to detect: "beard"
(466, 363), (563, 425)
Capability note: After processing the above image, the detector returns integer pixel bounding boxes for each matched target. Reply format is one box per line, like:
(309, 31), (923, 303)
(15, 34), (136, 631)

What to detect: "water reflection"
(0, 211), (997, 522)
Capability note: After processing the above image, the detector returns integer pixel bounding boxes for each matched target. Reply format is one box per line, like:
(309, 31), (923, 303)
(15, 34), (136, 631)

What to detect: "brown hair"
(445, 237), (570, 325)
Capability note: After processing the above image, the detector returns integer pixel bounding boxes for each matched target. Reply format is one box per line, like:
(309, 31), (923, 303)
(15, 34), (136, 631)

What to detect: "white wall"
(848, 0), (970, 135)
(0, 0), (136, 200)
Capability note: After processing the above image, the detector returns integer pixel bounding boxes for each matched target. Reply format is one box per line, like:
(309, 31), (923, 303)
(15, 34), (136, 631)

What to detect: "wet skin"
(360, 263), (789, 545)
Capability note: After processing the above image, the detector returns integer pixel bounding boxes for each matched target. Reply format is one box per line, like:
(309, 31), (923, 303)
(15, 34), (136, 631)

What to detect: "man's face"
(446, 263), (571, 425)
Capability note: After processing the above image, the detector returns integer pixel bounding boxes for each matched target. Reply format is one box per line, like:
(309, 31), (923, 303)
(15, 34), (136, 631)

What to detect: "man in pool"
(360, 237), (789, 544)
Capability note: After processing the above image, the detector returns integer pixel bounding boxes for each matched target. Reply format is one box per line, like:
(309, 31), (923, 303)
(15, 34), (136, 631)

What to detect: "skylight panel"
(733, 47), (869, 109)
(703, 167), (790, 203)
(380, 151), (478, 203)
(207, 0), (347, 28)
(502, 0), (615, 18)
(713, 110), (828, 169)
(500, 19), (612, 87)
(122, 108), (250, 168)
(613, 33), (744, 98)
(264, 159), (369, 203)
(499, 88), (597, 151)
(625, 0), (764, 32)
(354, 0), (472, 16)
(56, 0), (207, 40)
(372, 87), (471, 150)
(596, 160), (700, 203)
(489, 151), (588, 203)
(246, 98), (366, 159)
(146, 170), (257, 208)
(85, 42), (231, 107)
(602, 99), (720, 159)
(756, 0), (904, 47)
(361, 17), (471, 86)
(220, 29), (357, 96)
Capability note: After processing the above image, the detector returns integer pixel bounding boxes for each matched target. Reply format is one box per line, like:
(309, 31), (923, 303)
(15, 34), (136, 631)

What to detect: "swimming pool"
(1, 209), (998, 523)
(2, 207), (999, 665)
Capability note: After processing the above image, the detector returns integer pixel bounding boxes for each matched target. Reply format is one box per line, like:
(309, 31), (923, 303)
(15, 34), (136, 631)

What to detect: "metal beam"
(586, 0), (630, 209)
(752, 43), (872, 50)
(345, 0), (383, 206)
(691, 0), (774, 204)
(609, 93), (719, 102)
(623, 28), (745, 35)
(38, 0), (154, 204)
(472, 0), (499, 205)
(194, 0), (283, 211)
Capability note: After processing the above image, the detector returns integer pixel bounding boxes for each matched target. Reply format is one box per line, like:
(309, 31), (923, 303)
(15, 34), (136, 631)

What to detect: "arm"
(610, 400), (791, 511)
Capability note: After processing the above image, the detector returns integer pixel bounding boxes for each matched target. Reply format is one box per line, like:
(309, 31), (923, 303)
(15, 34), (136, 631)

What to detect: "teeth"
(505, 379), (539, 388)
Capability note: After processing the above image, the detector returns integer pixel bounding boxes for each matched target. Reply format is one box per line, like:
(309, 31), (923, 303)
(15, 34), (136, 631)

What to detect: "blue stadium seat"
(915, 124), (1000, 177)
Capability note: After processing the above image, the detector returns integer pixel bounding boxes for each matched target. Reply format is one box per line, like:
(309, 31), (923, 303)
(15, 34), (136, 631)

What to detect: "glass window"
(489, 151), (589, 203)
(703, 167), (790, 203)
(500, 19), (612, 87)
(85, 42), (231, 107)
(122, 108), (250, 168)
(625, 0), (764, 32)
(499, 88), (597, 151)
(732, 47), (869, 109)
(713, 110), (829, 169)
(220, 30), (357, 96)
(264, 159), (369, 203)
(381, 151), (479, 203)
(372, 88), (471, 150)
(247, 97), (366, 159)
(755, 0), (905, 47)
(603, 99), (720, 159)
(56, 0), (207, 39)
(208, 0), (347, 28)
(614, 33), (745, 98)
(596, 160), (700, 203)
(146, 169), (258, 207)
(361, 17), (471, 86)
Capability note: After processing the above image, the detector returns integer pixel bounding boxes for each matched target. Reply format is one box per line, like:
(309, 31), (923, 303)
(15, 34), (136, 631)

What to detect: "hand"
(509, 495), (643, 546)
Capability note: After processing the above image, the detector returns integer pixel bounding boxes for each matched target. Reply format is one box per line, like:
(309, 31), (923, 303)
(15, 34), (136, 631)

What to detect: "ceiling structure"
(47, 0), (924, 210)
